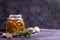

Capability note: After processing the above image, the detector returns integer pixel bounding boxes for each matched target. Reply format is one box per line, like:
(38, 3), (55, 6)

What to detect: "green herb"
(19, 31), (31, 37)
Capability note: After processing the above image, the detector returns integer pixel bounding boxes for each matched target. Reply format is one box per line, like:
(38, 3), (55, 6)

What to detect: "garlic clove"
(2, 33), (6, 36)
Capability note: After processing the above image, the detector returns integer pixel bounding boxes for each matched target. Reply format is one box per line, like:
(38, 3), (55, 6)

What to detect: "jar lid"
(7, 18), (15, 20)
(9, 15), (22, 18)
(15, 18), (23, 20)
(7, 14), (23, 20)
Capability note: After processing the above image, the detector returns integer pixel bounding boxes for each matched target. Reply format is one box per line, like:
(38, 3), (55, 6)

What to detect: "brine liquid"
(6, 20), (25, 34)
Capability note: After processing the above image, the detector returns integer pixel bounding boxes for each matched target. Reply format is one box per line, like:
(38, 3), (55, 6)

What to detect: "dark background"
(0, 0), (60, 29)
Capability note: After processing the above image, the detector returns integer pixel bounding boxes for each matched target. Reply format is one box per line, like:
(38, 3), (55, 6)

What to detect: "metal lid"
(7, 14), (23, 20)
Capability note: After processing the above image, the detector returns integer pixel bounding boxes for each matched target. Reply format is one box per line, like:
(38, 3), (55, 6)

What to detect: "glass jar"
(6, 15), (25, 34)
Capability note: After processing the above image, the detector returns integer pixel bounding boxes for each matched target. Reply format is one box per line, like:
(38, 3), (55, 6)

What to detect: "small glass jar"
(6, 15), (25, 34)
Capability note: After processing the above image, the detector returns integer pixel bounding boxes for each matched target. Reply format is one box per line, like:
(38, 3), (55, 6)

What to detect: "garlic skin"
(34, 26), (40, 32)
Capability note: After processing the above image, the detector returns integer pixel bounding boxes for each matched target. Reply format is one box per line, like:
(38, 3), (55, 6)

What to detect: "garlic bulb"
(27, 26), (40, 33)
(2, 32), (12, 38)
(27, 27), (35, 33)
(34, 26), (40, 32)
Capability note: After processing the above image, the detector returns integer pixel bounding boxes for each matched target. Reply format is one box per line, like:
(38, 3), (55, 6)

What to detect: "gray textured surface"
(0, 29), (60, 40)
(0, 0), (60, 29)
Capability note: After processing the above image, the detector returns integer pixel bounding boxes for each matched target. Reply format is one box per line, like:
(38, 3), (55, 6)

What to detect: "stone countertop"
(0, 29), (60, 40)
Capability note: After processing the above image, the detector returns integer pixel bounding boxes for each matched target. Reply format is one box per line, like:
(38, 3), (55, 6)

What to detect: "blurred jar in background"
(6, 15), (25, 34)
